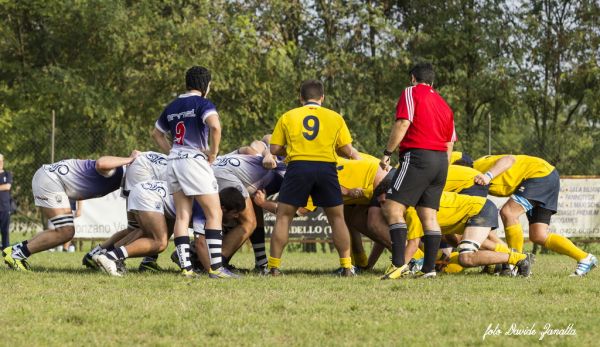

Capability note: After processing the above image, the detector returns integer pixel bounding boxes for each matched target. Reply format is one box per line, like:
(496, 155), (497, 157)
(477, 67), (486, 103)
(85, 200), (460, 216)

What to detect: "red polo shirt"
(395, 84), (456, 153)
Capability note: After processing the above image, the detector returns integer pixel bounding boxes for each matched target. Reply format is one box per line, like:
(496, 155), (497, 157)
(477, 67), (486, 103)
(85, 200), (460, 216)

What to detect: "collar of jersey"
(179, 91), (204, 98)
(303, 102), (321, 106)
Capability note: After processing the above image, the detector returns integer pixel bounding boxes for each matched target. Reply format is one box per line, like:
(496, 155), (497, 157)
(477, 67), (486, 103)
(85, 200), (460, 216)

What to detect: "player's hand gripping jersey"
(212, 154), (286, 198)
(473, 155), (555, 197)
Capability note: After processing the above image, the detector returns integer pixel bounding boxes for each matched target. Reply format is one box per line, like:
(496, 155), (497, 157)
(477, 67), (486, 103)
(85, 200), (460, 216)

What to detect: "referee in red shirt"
(379, 62), (456, 279)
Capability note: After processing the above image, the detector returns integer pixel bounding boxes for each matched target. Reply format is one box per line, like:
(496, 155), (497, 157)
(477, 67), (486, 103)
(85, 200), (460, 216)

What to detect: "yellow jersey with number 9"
(271, 104), (352, 163)
(473, 155), (555, 197)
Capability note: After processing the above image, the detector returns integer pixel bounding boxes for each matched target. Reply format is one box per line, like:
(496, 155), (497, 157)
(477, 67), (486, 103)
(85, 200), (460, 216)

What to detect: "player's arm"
(474, 155), (516, 185)
(205, 115), (221, 164)
(0, 183), (10, 191)
(270, 144), (287, 157)
(152, 128), (171, 154)
(380, 119), (410, 169)
(252, 190), (278, 214)
(74, 200), (83, 218)
(95, 150), (140, 177)
(336, 144), (355, 159)
(251, 135), (278, 169)
(340, 185), (364, 199)
(446, 141), (454, 164)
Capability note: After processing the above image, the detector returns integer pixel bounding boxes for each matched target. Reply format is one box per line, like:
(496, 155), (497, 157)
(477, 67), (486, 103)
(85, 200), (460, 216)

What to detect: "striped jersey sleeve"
(395, 87), (415, 122)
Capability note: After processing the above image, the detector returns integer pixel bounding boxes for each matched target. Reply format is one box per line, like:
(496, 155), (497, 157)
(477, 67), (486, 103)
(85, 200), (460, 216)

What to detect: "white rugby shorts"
(167, 148), (218, 196)
(32, 168), (71, 209)
(127, 181), (168, 215)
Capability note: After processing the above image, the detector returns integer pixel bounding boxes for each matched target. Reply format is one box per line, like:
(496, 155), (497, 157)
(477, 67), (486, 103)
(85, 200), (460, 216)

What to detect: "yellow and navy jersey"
(305, 152), (379, 209)
(443, 165), (481, 193)
(406, 191), (488, 240)
(271, 103), (352, 163)
(473, 155), (555, 197)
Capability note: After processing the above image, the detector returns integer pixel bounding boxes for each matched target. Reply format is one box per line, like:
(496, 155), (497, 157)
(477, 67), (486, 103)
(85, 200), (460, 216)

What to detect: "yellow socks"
(340, 257), (352, 269)
(508, 251), (527, 265)
(544, 233), (587, 261)
(494, 243), (511, 254)
(267, 256), (281, 269)
(352, 252), (368, 268)
(504, 224), (524, 253)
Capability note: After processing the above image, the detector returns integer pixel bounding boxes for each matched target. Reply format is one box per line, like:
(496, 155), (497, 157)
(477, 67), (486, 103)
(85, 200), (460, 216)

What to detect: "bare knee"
(528, 229), (548, 245)
(56, 226), (75, 242)
(458, 253), (476, 267)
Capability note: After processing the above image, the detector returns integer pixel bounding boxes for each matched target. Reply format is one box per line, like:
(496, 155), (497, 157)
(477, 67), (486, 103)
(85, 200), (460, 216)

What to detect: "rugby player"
(380, 62), (456, 279)
(473, 154), (597, 276)
(82, 151), (168, 272)
(2, 153), (138, 270)
(403, 192), (532, 276)
(94, 180), (174, 276)
(211, 143), (286, 271)
(152, 66), (234, 278)
(267, 79), (358, 276)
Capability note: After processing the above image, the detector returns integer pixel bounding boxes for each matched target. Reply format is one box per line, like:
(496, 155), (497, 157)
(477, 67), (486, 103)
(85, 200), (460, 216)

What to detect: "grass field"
(1, 239), (599, 347)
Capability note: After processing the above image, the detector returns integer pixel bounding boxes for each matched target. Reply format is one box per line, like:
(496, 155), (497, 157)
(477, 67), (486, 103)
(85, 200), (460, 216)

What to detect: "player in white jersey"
(2, 152), (139, 271)
(212, 138), (286, 271)
(93, 180), (173, 276)
(82, 151), (168, 271)
(152, 66), (234, 278)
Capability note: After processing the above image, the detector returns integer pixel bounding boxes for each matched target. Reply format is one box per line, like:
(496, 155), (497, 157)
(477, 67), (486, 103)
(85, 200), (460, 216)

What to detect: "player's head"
(185, 66), (211, 96)
(454, 153), (474, 167)
(409, 62), (434, 85)
(219, 187), (246, 221)
(300, 79), (324, 103)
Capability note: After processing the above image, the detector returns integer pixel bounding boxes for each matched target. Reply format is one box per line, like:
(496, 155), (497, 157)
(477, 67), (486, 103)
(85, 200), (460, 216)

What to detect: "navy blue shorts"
(278, 161), (343, 208)
(459, 184), (489, 197)
(517, 169), (559, 213)
(466, 199), (499, 230)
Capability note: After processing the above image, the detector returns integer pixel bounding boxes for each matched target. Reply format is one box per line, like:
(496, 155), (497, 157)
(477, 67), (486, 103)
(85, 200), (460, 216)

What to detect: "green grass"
(1, 241), (599, 347)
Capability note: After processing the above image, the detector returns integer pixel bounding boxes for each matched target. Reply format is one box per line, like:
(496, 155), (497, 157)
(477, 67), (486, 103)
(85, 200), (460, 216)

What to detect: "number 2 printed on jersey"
(174, 121), (186, 145)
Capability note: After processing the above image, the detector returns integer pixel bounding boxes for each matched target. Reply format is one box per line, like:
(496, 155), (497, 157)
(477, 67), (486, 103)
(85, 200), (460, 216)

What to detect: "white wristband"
(484, 171), (494, 180)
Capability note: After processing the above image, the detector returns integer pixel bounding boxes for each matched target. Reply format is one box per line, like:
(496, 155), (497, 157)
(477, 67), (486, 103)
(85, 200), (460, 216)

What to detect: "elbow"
(95, 157), (110, 171)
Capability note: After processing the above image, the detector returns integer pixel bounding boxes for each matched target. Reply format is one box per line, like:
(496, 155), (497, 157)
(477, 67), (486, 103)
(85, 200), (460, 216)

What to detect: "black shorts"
(465, 200), (499, 230)
(386, 149), (448, 210)
(516, 169), (559, 213)
(278, 161), (343, 208)
(369, 168), (398, 208)
(459, 184), (489, 197)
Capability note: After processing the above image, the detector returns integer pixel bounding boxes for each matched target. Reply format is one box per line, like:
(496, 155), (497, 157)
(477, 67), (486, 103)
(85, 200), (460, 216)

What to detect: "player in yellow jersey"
(444, 164), (488, 197)
(267, 79), (359, 276)
(473, 155), (597, 276)
(403, 191), (532, 276)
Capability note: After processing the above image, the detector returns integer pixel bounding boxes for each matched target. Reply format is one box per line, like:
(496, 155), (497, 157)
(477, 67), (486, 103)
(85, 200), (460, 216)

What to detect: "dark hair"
(300, 79), (324, 101)
(219, 187), (246, 212)
(454, 153), (474, 168)
(373, 168), (397, 197)
(409, 62), (435, 85)
(185, 66), (211, 94)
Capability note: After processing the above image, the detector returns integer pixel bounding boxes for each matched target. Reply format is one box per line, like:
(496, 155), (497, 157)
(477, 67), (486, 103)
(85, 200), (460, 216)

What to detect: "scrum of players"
(2, 66), (596, 279)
